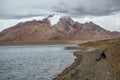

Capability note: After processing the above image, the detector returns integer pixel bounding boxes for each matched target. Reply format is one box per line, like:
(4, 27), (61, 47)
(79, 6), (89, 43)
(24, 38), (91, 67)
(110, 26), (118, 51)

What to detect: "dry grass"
(80, 38), (120, 79)
(0, 40), (72, 46)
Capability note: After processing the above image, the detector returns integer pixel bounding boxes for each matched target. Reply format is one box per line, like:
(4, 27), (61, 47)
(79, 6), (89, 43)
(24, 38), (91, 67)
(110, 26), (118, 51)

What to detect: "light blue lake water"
(0, 45), (76, 80)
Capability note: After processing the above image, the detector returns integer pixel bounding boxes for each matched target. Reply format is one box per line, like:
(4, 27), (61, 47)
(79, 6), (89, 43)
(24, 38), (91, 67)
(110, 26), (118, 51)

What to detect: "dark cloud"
(0, 0), (120, 19)
(53, 0), (120, 17)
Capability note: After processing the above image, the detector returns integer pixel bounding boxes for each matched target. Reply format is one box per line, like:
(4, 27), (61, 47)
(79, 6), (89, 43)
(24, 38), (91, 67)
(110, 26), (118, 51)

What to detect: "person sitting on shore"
(96, 51), (106, 61)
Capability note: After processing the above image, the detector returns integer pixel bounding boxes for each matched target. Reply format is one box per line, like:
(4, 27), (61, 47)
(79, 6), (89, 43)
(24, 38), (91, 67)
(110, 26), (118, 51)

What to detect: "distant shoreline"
(0, 38), (114, 46)
(0, 40), (89, 46)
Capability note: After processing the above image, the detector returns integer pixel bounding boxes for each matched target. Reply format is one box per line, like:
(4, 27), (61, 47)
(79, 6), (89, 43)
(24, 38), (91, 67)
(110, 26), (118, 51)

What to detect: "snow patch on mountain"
(47, 14), (61, 26)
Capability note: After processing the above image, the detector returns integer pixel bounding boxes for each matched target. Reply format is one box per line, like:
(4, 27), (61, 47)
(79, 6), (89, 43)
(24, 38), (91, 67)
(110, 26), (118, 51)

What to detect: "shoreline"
(53, 38), (120, 80)
(0, 40), (89, 46)
(0, 41), (73, 46)
(53, 46), (102, 80)
(0, 38), (114, 46)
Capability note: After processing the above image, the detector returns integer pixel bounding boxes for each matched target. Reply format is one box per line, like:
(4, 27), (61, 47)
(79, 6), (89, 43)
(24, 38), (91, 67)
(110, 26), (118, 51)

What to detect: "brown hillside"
(0, 16), (120, 42)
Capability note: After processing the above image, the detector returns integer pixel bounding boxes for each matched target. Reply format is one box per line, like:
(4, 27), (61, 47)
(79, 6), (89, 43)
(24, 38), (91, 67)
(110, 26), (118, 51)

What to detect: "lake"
(0, 45), (76, 80)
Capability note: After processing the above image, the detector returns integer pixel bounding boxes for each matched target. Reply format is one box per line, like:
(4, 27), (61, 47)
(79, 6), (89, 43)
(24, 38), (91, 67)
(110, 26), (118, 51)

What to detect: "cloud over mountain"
(1, 0), (120, 19)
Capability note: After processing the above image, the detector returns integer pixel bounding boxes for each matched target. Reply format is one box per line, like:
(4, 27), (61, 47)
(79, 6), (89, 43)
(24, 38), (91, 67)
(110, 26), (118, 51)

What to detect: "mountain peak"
(59, 16), (75, 26)
(43, 14), (61, 26)
(43, 14), (75, 26)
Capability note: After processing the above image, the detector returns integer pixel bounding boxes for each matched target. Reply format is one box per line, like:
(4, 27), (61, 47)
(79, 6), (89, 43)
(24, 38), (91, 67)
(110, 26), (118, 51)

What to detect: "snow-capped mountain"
(0, 15), (120, 42)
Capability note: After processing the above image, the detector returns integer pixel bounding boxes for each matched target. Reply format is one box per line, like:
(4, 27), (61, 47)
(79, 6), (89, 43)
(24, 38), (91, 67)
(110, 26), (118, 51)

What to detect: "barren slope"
(54, 38), (120, 80)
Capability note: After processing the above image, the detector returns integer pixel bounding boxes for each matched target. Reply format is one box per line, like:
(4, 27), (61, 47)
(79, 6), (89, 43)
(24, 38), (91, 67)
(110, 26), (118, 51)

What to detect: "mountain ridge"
(0, 15), (120, 42)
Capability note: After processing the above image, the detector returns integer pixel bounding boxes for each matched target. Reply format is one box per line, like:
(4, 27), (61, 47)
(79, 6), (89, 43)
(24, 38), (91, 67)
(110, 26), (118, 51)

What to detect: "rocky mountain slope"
(0, 14), (120, 42)
(54, 38), (120, 80)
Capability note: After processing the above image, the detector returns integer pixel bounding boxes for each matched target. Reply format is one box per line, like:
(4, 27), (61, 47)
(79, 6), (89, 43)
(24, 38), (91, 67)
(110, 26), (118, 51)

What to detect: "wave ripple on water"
(0, 45), (76, 80)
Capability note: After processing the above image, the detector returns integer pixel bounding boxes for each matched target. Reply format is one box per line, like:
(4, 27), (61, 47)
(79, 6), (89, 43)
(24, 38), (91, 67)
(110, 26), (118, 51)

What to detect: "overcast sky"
(0, 0), (120, 32)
